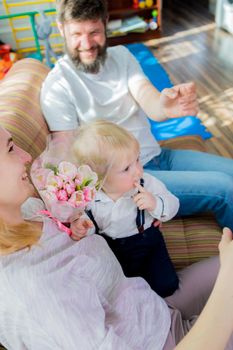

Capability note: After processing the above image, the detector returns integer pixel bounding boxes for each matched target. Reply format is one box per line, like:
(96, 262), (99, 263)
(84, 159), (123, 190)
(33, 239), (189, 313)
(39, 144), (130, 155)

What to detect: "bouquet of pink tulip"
(30, 137), (98, 236)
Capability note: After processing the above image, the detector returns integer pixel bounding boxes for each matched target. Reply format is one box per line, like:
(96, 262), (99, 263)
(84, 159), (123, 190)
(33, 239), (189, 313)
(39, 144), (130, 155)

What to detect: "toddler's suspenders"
(85, 209), (99, 234)
(136, 178), (145, 233)
(86, 177), (145, 235)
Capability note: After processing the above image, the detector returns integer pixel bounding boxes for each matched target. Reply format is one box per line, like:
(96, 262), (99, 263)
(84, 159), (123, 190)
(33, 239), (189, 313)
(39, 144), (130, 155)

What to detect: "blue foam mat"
(126, 43), (212, 141)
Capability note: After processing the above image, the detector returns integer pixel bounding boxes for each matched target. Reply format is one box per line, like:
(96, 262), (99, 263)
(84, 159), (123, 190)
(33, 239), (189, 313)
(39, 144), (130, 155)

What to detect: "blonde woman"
(0, 125), (233, 350)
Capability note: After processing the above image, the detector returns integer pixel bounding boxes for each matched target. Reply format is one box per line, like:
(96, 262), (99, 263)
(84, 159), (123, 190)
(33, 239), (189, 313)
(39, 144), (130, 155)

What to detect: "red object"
(0, 44), (11, 61)
(133, 0), (139, 9)
(40, 210), (72, 236)
(0, 60), (12, 79)
(0, 44), (17, 79)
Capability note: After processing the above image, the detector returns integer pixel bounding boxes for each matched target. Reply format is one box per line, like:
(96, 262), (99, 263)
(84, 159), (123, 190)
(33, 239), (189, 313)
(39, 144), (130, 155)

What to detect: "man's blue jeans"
(144, 148), (233, 230)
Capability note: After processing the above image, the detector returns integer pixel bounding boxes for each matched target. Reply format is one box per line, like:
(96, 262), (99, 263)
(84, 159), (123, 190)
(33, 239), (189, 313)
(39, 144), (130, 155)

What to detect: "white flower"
(58, 161), (77, 180)
(78, 165), (98, 187)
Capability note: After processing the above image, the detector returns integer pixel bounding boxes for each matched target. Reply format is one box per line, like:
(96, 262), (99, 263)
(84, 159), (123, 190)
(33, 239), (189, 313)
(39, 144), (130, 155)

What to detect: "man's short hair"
(56, 0), (108, 24)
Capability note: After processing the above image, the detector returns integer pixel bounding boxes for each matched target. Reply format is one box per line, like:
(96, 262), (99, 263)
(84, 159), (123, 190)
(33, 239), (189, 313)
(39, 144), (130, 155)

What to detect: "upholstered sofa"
(0, 58), (222, 272)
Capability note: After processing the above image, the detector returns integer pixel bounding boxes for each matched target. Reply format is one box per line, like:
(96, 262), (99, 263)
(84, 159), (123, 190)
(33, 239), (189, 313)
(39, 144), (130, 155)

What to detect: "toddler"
(71, 120), (180, 297)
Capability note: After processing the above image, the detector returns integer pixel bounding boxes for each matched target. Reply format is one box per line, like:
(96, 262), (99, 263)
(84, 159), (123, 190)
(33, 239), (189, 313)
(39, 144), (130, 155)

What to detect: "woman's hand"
(133, 182), (156, 212)
(70, 217), (93, 241)
(218, 227), (233, 272)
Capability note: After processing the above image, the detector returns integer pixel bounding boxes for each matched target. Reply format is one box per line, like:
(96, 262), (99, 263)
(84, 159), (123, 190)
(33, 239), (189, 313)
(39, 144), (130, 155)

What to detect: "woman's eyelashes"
(8, 144), (14, 153)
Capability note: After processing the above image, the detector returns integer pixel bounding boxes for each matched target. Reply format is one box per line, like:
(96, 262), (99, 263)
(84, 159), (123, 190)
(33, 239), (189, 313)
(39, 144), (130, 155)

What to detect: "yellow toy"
(133, 0), (153, 9)
(145, 0), (154, 7)
(139, 0), (146, 9)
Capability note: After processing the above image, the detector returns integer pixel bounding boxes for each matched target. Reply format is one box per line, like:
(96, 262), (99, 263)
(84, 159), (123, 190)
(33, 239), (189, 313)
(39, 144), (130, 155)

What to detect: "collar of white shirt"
(95, 187), (138, 203)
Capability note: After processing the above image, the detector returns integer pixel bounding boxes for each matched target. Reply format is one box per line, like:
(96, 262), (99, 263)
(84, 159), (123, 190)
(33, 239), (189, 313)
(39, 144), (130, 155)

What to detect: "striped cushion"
(0, 58), (221, 270)
(0, 58), (49, 160)
(162, 214), (221, 270)
(160, 137), (221, 269)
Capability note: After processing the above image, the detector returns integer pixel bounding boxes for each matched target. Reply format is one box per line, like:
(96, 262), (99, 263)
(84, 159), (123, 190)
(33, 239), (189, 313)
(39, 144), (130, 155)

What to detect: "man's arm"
(129, 78), (198, 122)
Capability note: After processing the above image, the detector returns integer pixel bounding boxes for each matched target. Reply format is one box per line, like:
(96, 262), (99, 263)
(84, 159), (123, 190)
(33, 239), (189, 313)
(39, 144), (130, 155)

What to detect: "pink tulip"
(64, 182), (76, 195)
(56, 189), (69, 201)
(69, 190), (85, 207)
(83, 187), (96, 202)
(32, 168), (52, 190)
(74, 174), (83, 187)
(47, 173), (63, 189)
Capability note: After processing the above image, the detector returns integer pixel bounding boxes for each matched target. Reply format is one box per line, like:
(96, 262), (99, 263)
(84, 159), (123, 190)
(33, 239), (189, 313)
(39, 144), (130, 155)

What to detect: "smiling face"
(58, 19), (107, 73)
(0, 128), (34, 213)
(103, 146), (143, 200)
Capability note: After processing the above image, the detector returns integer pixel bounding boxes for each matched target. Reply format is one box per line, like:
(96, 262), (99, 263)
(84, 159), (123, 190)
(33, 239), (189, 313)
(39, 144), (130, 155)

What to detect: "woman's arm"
(175, 227), (233, 350)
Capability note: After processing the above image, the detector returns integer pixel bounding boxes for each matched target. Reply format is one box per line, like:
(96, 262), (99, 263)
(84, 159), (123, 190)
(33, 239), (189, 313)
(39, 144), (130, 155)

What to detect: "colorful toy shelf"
(0, 0), (62, 59)
(107, 0), (161, 45)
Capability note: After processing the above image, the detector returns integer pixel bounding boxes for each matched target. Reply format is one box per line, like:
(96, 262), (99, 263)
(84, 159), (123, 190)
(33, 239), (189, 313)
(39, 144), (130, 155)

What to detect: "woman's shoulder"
(0, 225), (114, 286)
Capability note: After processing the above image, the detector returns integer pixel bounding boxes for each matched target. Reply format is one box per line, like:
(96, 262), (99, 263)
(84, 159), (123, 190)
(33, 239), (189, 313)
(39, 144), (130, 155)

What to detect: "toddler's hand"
(70, 217), (93, 241)
(153, 219), (162, 228)
(133, 182), (156, 212)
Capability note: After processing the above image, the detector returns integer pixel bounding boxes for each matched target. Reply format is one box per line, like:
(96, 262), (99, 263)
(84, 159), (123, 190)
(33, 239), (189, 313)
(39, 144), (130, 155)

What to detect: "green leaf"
(44, 163), (58, 175)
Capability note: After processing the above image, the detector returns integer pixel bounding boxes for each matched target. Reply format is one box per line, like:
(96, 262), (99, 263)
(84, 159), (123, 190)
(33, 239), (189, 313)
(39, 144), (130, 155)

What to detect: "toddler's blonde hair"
(72, 120), (140, 182)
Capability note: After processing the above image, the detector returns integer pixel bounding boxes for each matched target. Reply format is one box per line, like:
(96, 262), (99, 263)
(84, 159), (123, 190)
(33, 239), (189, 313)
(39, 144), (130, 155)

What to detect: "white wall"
(209, 0), (217, 14)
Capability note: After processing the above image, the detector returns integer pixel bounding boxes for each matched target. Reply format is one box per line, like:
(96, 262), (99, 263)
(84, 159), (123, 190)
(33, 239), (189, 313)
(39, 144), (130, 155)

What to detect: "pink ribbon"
(40, 210), (72, 236)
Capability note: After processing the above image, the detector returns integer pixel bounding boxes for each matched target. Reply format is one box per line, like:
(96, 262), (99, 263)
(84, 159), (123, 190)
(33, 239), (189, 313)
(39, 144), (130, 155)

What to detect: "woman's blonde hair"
(72, 120), (140, 182)
(0, 219), (41, 255)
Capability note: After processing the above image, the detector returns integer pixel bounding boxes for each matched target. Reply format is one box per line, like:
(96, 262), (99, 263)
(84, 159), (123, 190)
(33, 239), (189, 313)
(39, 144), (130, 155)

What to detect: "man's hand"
(160, 82), (198, 118)
(129, 78), (198, 122)
(133, 182), (156, 212)
(70, 217), (93, 241)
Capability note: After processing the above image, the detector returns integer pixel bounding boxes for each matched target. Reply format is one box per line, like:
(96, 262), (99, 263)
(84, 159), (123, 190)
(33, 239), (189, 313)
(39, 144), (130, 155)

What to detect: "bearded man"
(40, 0), (233, 231)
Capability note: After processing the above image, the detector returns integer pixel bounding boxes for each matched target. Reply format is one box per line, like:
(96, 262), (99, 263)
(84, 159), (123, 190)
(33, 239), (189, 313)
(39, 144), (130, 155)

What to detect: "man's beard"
(65, 41), (107, 74)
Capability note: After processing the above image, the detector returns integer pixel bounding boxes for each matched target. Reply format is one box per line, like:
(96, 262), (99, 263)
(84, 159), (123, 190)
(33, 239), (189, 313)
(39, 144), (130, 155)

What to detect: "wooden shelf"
(107, 0), (161, 45)
(109, 5), (158, 19)
(107, 29), (161, 46)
